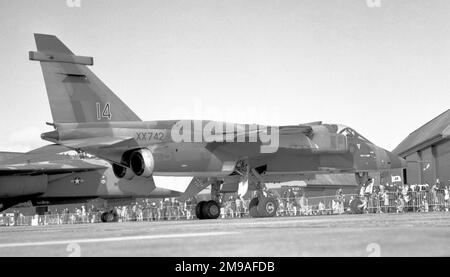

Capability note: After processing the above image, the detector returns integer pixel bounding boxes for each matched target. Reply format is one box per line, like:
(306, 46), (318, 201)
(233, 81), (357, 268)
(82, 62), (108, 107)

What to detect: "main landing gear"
(195, 200), (221, 219)
(101, 209), (119, 223)
(195, 181), (221, 220)
(194, 160), (279, 219)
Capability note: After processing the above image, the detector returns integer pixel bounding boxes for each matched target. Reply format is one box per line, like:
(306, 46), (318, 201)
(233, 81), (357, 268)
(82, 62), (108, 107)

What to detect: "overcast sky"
(0, 0), (449, 152)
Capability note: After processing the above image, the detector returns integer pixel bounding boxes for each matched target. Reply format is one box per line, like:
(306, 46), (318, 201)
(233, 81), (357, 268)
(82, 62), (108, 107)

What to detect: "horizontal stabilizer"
(29, 51), (93, 66)
(53, 136), (135, 149)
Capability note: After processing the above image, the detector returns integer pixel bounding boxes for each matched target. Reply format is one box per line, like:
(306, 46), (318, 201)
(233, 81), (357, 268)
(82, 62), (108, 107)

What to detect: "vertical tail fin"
(30, 34), (141, 123)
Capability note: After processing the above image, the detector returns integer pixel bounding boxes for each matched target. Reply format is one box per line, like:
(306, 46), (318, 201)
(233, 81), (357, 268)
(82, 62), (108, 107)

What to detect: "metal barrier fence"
(1, 189), (449, 226)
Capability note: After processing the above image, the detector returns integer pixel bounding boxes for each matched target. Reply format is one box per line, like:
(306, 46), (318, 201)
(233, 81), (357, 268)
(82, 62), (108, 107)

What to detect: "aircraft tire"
(100, 213), (107, 222)
(112, 211), (119, 222)
(202, 200), (220, 219)
(101, 211), (119, 223)
(195, 201), (206, 219)
(256, 197), (278, 217)
(350, 199), (364, 214)
(249, 198), (259, 218)
(106, 212), (115, 222)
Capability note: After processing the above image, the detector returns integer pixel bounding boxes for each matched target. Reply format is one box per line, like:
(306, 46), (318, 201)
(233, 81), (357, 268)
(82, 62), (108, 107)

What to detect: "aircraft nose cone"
(387, 151), (406, 169)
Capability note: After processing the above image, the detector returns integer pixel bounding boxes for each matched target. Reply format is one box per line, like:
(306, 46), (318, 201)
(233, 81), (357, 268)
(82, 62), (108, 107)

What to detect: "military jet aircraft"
(0, 144), (181, 222)
(30, 34), (406, 219)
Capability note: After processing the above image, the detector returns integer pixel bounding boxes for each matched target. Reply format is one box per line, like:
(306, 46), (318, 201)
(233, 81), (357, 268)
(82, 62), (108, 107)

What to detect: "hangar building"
(393, 109), (450, 185)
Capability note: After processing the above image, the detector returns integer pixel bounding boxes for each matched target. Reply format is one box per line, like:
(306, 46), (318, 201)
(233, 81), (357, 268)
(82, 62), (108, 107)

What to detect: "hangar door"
(436, 140), (450, 183)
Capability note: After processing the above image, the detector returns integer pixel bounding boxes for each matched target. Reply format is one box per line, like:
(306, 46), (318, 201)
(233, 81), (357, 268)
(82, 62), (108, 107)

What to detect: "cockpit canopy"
(325, 124), (373, 144)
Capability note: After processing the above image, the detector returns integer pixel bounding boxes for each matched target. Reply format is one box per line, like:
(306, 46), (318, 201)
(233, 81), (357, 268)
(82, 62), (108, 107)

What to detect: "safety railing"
(1, 189), (449, 226)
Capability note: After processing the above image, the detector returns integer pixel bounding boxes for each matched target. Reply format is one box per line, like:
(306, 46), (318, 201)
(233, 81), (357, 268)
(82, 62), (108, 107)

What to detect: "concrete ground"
(1, 212), (450, 256)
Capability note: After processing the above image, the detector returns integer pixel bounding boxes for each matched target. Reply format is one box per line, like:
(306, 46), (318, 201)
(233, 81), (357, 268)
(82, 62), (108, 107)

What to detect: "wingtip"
(33, 33), (57, 38)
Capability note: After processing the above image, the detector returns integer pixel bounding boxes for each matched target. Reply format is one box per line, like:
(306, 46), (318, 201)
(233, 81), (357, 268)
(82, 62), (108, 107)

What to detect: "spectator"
(235, 197), (243, 218)
(173, 199), (180, 220)
(242, 199), (249, 218)
(431, 183), (439, 211)
(81, 205), (87, 223)
(423, 194), (430, 213)
(299, 193), (310, 215)
(288, 189), (296, 216)
(223, 198), (231, 218)
(184, 198), (192, 220)
(142, 200), (149, 221)
(380, 185), (389, 213)
(318, 201), (326, 215)
(396, 194), (405, 213)
(371, 186), (380, 213)
(13, 210), (19, 226)
(121, 206), (128, 221)
(75, 208), (81, 223)
(230, 196), (236, 218)
(157, 200), (163, 220)
(3, 212), (9, 226)
(401, 185), (411, 212)
(336, 188), (345, 214)
(162, 198), (170, 220)
(444, 186), (449, 212)
(148, 201), (156, 221)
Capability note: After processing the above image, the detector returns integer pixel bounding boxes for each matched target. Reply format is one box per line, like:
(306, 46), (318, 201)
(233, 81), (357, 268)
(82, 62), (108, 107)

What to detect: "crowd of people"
(1, 182), (449, 226)
(349, 179), (450, 214)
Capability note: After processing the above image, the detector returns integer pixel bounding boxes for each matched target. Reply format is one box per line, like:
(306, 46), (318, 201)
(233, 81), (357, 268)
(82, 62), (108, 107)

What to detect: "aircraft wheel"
(195, 201), (206, 219)
(111, 211), (119, 222)
(101, 212), (110, 222)
(257, 197), (278, 217)
(106, 212), (115, 222)
(202, 200), (220, 219)
(350, 199), (364, 214)
(249, 198), (259, 218)
(101, 211), (119, 223)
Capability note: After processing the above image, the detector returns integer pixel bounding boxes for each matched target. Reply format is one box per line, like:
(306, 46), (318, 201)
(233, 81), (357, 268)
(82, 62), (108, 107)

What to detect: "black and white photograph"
(0, 0), (449, 262)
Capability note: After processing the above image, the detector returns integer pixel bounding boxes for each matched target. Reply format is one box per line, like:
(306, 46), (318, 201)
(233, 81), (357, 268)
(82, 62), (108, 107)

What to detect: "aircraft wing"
(278, 125), (313, 136)
(206, 124), (315, 153)
(0, 145), (107, 176)
(208, 124), (313, 142)
(0, 159), (107, 176)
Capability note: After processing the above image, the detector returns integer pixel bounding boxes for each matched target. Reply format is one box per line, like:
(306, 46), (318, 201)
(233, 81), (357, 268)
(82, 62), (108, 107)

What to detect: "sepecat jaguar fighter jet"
(30, 34), (406, 219)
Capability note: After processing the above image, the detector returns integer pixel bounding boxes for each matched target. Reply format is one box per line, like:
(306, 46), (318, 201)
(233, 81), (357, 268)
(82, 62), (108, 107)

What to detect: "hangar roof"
(393, 109), (450, 156)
